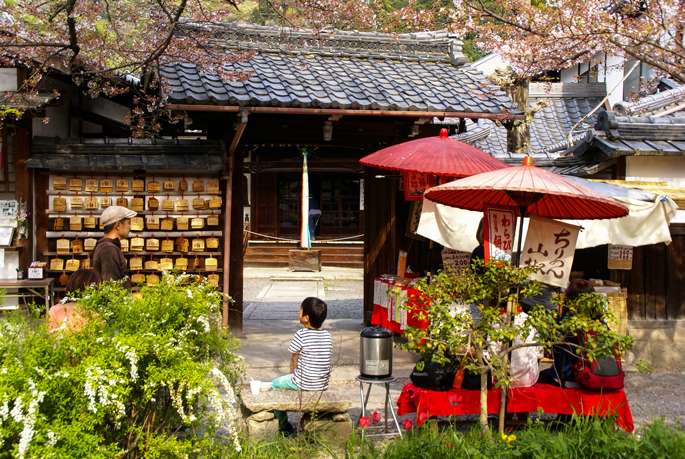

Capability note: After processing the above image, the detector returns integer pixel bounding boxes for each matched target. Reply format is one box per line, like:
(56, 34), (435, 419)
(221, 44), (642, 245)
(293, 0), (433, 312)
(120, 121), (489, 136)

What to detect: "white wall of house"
(470, 53), (509, 77)
(597, 55), (626, 109)
(0, 68), (18, 91)
(625, 156), (685, 187)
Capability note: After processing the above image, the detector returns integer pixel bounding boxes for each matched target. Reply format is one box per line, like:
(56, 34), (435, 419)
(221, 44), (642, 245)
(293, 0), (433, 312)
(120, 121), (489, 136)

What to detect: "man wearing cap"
(93, 206), (136, 290)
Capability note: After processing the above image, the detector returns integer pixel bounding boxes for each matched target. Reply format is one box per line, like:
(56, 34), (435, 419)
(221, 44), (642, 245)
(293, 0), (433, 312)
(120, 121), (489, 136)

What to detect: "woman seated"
(48, 269), (102, 333)
(537, 279), (596, 388)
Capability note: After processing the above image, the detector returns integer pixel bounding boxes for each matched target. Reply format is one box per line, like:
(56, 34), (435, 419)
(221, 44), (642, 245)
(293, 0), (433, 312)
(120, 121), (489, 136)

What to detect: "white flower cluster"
(6, 379), (46, 459)
(196, 315), (210, 333)
(115, 341), (139, 381)
(83, 366), (126, 420)
(210, 368), (240, 452)
(46, 430), (59, 447)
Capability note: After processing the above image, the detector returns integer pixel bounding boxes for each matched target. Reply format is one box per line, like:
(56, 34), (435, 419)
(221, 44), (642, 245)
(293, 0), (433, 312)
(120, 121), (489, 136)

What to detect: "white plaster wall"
(0, 68), (18, 91)
(625, 156), (685, 187)
(470, 54), (509, 77)
(560, 65), (578, 83)
(598, 55), (626, 109)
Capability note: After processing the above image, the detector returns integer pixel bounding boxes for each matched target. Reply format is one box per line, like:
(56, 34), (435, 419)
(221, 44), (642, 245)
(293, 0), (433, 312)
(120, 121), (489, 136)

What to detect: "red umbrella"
(359, 128), (509, 177)
(424, 157), (629, 220)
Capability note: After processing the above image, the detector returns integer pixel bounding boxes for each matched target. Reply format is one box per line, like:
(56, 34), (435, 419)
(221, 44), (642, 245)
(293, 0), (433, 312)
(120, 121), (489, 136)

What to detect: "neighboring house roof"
(0, 92), (56, 111)
(565, 83), (685, 157)
(25, 137), (224, 171)
(159, 23), (513, 115)
(452, 83), (607, 166)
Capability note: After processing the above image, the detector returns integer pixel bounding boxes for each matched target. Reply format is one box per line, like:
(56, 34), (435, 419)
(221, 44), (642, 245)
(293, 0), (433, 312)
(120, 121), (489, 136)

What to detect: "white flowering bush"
(0, 273), (243, 458)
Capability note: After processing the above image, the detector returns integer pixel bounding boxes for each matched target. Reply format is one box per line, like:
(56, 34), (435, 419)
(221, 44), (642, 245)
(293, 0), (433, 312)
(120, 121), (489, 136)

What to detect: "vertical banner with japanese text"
(403, 171), (433, 201)
(521, 216), (580, 288)
(483, 204), (518, 262)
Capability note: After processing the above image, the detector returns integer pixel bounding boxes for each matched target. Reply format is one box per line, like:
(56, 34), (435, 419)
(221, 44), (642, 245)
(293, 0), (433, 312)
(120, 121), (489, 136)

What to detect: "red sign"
(483, 204), (518, 262)
(403, 172), (434, 201)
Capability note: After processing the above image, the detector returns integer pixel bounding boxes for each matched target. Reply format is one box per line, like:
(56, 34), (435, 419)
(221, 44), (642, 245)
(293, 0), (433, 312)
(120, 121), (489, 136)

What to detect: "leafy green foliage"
(0, 273), (243, 459)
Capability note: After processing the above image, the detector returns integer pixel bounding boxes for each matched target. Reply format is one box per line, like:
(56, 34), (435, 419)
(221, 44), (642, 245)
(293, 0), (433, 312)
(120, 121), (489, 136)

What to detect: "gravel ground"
(623, 370), (685, 429)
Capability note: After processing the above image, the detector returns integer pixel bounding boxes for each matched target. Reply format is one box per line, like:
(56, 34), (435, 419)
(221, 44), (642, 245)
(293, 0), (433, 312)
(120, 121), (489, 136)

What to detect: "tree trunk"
(506, 81), (530, 154)
(478, 353), (489, 429)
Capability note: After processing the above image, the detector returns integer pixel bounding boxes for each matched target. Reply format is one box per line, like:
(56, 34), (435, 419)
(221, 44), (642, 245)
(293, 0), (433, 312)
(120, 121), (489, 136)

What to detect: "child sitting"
(270, 297), (333, 434)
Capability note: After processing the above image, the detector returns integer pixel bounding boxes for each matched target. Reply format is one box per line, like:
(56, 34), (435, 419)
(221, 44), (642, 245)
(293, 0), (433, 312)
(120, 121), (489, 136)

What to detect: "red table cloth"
(508, 383), (634, 433)
(370, 279), (429, 334)
(397, 383), (633, 432)
(397, 383), (502, 425)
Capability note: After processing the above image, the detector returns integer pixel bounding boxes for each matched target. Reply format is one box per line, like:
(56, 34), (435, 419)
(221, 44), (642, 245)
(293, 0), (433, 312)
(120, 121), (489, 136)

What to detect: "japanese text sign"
(441, 250), (472, 274)
(483, 204), (518, 262)
(608, 245), (633, 270)
(522, 217), (580, 288)
(403, 171), (433, 201)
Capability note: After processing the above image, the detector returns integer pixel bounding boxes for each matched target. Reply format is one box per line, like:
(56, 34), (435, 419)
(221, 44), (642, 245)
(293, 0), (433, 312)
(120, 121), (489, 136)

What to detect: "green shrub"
(0, 273), (243, 459)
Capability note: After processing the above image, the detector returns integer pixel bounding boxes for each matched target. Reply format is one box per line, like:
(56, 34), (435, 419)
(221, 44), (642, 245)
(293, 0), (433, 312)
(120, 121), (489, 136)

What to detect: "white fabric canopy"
(417, 195), (679, 252)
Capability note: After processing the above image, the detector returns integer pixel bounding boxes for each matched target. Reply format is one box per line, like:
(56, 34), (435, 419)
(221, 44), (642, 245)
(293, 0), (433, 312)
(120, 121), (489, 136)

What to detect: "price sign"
(441, 250), (472, 274)
(608, 245), (633, 270)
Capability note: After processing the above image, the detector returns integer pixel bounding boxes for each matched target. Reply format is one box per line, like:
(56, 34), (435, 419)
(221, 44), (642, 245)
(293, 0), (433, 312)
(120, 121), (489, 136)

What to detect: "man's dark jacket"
(92, 237), (131, 290)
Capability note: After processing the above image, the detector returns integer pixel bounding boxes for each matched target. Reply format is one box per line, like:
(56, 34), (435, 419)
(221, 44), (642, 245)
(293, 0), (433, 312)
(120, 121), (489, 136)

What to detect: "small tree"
(398, 259), (634, 432)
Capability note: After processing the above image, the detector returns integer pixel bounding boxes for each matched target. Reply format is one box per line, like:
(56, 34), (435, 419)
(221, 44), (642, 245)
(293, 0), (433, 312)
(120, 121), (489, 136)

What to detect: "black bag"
(461, 369), (493, 391)
(410, 355), (457, 392)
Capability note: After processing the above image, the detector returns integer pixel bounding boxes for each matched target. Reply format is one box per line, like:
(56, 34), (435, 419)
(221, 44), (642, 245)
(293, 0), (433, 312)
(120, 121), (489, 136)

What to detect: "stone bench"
(238, 389), (353, 443)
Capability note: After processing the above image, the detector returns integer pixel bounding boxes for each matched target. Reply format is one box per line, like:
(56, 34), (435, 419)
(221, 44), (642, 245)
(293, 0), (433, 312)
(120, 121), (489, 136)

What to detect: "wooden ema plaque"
(191, 217), (204, 229)
(85, 179), (99, 192)
(161, 218), (174, 231)
(129, 257), (143, 270)
(84, 216), (97, 229)
(175, 237), (189, 252)
(82, 258), (91, 269)
(189, 257), (200, 270)
(207, 179), (219, 195)
(130, 217), (144, 232)
(206, 236), (219, 249)
(69, 178), (83, 191)
(131, 197), (145, 212)
(65, 259), (80, 272)
(161, 240), (174, 252)
(163, 180), (175, 191)
(192, 238), (205, 252)
(131, 237), (144, 251)
(70, 216), (82, 231)
(145, 260), (159, 270)
(132, 179), (145, 192)
(120, 239), (129, 252)
(178, 178), (188, 192)
(147, 274), (160, 286)
(56, 239), (70, 254)
(100, 196), (112, 208)
(192, 179), (205, 192)
(53, 176), (67, 190)
(208, 196), (222, 209)
(71, 239), (83, 253)
(207, 273), (219, 285)
(53, 197), (66, 212)
(192, 197), (205, 210)
(207, 214), (219, 226)
(50, 258), (64, 271)
(84, 237), (97, 251)
(148, 180), (160, 192)
(53, 217), (64, 231)
(175, 257), (188, 270)
(176, 199), (189, 211)
(146, 237), (160, 251)
(115, 179), (128, 192)
(100, 179), (113, 192)
(59, 272), (70, 286)
(176, 217), (189, 231)
(146, 216), (160, 230)
(70, 197), (84, 208)
(161, 199), (174, 211)
(160, 258), (174, 270)
(148, 197), (159, 211)
(132, 292), (143, 299)
(116, 197), (129, 208)
(205, 257), (218, 271)
(85, 196), (98, 210)
(131, 273), (146, 284)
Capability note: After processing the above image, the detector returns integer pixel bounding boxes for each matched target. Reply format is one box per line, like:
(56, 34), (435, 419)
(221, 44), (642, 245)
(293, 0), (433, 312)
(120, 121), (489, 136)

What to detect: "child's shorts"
(271, 374), (301, 391)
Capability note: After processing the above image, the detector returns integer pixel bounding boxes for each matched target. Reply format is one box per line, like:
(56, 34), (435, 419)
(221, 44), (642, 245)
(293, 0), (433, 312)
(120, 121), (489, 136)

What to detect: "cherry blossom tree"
(448, 0), (685, 84)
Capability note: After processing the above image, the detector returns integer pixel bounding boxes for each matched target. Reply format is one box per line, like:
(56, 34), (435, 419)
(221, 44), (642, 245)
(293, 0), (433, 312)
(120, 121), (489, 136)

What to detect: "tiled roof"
(159, 24), (512, 114)
(465, 83), (606, 164)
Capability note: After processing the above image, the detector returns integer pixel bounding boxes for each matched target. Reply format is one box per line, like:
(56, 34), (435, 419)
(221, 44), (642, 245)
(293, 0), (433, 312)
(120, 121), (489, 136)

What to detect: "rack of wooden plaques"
(43, 173), (224, 298)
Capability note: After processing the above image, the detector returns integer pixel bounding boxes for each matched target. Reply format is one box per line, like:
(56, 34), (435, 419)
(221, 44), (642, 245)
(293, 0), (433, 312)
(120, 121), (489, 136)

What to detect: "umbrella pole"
(515, 207), (526, 268)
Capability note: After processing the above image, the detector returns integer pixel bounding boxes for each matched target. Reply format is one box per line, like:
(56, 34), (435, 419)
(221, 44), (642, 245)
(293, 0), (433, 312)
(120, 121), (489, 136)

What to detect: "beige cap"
(100, 206), (137, 227)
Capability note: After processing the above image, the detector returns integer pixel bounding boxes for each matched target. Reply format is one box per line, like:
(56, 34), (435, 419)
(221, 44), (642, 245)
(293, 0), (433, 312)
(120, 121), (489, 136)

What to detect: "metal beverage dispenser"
(359, 326), (393, 379)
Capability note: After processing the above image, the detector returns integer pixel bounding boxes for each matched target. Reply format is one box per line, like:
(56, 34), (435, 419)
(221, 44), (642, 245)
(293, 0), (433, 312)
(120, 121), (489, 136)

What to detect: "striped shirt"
(289, 328), (333, 391)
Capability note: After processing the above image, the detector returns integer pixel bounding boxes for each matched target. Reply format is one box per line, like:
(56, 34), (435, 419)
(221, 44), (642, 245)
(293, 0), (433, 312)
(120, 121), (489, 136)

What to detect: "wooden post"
(14, 124), (32, 269)
(228, 141), (245, 335)
(222, 149), (232, 329)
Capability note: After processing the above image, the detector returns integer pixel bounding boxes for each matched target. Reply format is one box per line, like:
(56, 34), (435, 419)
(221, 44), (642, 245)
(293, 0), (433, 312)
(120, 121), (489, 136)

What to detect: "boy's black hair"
(301, 297), (327, 328)
(103, 218), (126, 235)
